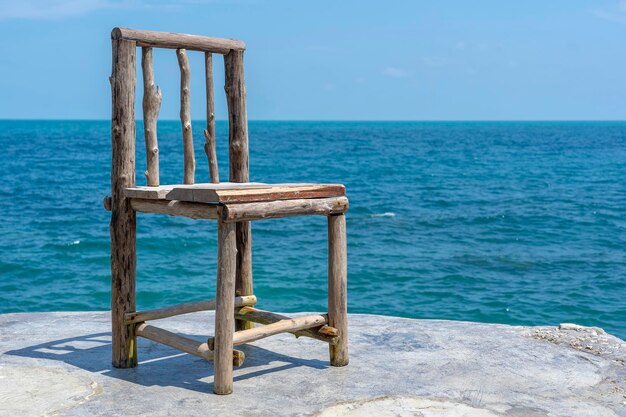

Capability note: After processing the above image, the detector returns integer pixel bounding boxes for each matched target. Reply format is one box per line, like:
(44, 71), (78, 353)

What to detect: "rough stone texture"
(0, 312), (624, 416)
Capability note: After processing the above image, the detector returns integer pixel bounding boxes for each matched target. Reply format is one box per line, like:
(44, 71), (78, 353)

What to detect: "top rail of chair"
(111, 28), (246, 54)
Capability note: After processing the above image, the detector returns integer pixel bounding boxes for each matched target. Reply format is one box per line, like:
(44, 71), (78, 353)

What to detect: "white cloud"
(420, 56), (446, 68)
(382, 67), (409, 78)
(592, 0), (626, 24)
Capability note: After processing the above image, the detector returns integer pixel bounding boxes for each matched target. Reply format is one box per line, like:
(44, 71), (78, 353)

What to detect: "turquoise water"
(1, 120), (625, 338)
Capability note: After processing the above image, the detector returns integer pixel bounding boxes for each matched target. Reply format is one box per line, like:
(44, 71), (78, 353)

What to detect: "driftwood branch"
(234, 307), (338, 344)
(204, 52), (219, 183)
(110, 38), (137, 369)
(141, 47), (162, 186)
(176, 48), (195, 184)
(224, 50), (253, 332)
(125, 295), (257, 323)
(129, 198), (219, 220)
(224, 50), (249, 184)
(112, 28), (245, 54)
(214, 220), (237, 394)
(234, 221), (253, 332)
(328, 214), (349, 366)
(209, 313), (330, 349)
(221, 196), (349, 222)
(136, 323), (245, 366)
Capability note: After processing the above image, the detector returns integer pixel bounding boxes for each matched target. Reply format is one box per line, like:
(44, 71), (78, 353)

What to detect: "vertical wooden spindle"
(224, 50), (253, 331)
(176, 48), (195, 184)
(214, 219), (237, 395)
(328, 214), (348, 367)
(141, 47), (162, 187)
(110, 35), (137, 368)
(204, 52), (219, 183)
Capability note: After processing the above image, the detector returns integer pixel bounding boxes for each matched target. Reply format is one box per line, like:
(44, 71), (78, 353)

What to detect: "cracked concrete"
(0, 312), (624, 416)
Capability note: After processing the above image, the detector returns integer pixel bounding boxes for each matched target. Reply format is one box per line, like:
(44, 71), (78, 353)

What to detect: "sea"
(1, 120), (624, 338)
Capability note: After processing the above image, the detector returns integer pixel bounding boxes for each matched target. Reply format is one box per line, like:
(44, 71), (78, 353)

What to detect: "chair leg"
(110, 200), (138, 369)
(328, 214), (348, 367)
(214, 220), (237, 394)
(235, 221), (254, 331)
(110, 37), (138, 369)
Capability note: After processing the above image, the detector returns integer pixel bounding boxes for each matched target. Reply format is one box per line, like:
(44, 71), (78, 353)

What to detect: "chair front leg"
(214, 220), (237, 394)
(328, 213), (348, 366)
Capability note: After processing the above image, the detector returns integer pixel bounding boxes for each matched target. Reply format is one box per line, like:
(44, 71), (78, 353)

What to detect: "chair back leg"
(235, 221), (254, 330)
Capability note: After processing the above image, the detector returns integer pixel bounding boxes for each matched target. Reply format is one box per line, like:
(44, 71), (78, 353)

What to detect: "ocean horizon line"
(1, 118), (625, 123)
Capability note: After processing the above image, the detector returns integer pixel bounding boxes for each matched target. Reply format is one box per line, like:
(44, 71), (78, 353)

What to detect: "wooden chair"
(107, 28), (348, 395)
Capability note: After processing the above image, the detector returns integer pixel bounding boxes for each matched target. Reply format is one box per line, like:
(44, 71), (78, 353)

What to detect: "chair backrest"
(110, 27), (249, 189)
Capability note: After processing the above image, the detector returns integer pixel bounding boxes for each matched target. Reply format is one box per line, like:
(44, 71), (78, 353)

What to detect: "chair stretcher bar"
(136, 323), (245, 366)
(125, 295), (257, 324)
(208, 310), (339, 349)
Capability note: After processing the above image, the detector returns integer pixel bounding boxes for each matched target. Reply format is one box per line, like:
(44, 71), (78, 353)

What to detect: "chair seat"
(124, 182), (345, 204)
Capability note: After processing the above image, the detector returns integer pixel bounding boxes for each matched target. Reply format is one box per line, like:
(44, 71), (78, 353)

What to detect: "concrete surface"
(0, 312), (624, 417)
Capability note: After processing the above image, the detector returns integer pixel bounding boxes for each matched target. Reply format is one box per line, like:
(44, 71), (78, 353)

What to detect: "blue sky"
(0, 0), (625, 120)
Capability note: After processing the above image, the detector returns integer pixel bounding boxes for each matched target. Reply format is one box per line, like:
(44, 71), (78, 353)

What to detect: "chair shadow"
(5, 332), (328, 394)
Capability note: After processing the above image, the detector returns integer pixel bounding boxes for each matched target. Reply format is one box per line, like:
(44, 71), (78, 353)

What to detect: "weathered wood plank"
(110, 38), (137, 369)
(168, 183), (346, 204)
(112, 28), (245, 54)
(328, 214), (348, 366)
(123, 183), (345, 203)
(124, 182), (267, 200)
(136, 323), (245, 366)
(221, 196), (349, 222)
(204, 52), (219, 183)
(176, 48), (195, 185)
(141, 47), (162, 186)
(124, 184), (177, 200)
(234, 307), (338, 344)
(125, 295), (257, 323)
(214, 220), (237, 394)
